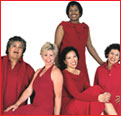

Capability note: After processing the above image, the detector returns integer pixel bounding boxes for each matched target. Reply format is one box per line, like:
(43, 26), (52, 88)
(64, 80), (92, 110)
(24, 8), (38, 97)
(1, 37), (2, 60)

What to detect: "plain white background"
(1, 1), (120, 86)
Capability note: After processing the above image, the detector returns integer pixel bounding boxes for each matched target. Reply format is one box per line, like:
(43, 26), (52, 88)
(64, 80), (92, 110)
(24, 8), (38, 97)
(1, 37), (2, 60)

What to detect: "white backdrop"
(1, 1), (120, 85)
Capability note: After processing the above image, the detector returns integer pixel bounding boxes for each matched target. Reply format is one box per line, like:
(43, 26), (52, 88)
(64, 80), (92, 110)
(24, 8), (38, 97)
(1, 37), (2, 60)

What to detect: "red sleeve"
(26, 64), (35, 103)
(94, 68), (99, 85)
(81, 73), (90, 89)
(64, 73), (103, 102)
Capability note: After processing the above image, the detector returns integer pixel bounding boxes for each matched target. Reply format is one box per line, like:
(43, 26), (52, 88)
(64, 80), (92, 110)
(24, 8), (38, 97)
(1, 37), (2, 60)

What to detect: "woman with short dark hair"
(55, 1), (104, 85)
(1, 36), (35, 114)
(94, 43), (120, 115)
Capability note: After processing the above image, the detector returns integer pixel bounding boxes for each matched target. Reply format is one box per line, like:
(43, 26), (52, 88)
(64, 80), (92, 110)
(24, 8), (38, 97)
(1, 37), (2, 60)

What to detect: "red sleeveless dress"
(59, 21), (90, 84)
(4, 65), (54, 115)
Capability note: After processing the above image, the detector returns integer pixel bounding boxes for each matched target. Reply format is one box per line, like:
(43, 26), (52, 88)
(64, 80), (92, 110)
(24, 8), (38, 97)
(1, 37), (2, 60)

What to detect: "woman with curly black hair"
(94, 43), (120, 115)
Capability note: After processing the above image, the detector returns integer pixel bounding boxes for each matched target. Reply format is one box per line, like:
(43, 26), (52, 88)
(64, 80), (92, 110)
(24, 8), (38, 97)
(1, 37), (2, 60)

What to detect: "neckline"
(64, 69), (81, 76)
(68, 21), (83, 25)
(39, 64), (54, 78)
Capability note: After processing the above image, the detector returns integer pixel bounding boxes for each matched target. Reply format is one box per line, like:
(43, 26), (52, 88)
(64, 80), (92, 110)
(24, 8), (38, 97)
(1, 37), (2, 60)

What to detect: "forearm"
(16, 88), (32, 106)
(54, 97), (61, 115)
(104, 103), (117, 115)
(87, 46), (103, 65)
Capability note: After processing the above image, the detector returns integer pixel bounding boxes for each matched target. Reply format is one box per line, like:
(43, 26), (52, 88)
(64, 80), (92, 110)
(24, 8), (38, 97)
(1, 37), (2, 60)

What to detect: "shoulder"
(52, 65), (62, 75)
(57, 21), (68, 29)
(24, 62), (35, 73)
(51, 66), (63, 81)
(58, 21), (69, 28)
(1, 55), (7, 62)
(95, 64), (105, 74)
(82, 22), (89, 29)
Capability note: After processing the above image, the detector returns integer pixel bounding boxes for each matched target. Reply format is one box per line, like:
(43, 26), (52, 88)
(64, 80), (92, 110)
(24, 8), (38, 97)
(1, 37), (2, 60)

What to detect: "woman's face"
(68, 5), (80, 22)
(8, 41), (23, 61)
(42, 50), (55, 66)
(107, 49), (120, 65)
(64, 50), (78, 69)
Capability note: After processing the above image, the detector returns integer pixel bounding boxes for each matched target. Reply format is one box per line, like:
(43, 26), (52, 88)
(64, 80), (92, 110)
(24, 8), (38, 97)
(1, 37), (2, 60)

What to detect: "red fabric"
(94, 62), (120, 115)
(1, 55), (34, 114)
(4, 65), (54, 115)
(59, 21), (90, 84)
(61, 70), (105, 115)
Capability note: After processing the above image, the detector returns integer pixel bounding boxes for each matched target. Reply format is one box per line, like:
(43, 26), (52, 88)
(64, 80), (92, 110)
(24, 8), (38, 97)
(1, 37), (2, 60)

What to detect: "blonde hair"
(40, 42), (58, 56)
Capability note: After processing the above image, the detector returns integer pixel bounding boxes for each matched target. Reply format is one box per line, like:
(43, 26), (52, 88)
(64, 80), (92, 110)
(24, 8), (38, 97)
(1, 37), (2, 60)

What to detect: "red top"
(59, 21), (90, 84)
(94, 62), (120, 114)
(1, 55), (34, 114)
(61, 69), (105, 115)
(62, 70), (104, 107)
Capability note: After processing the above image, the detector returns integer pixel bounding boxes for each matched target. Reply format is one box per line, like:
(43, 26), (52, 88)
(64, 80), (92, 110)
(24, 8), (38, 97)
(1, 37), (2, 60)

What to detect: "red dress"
(1, 55), (34, 114)
(4, 65), (55, 115)
(61, 70), (105, 115)
(94, 62), (120, 115)
(59, 21), (90, 84)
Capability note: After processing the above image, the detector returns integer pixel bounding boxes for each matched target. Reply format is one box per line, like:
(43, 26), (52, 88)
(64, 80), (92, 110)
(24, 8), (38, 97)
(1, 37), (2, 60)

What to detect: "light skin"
(64, 50), (117, 115)
(4, 49), (63, 115)
(107, 49), (120, 105)
(55, 5), (103, 66)
(8, 41), (23, 69)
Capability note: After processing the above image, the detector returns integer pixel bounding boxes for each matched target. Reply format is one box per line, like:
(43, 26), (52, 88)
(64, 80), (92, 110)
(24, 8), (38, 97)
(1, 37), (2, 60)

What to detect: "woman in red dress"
(94, 44), (120, 115)
(4, 42), (63, 115)
(60, 46), (117, 115)
(55, 1), (103, 84)
(1, 36), (35, 114)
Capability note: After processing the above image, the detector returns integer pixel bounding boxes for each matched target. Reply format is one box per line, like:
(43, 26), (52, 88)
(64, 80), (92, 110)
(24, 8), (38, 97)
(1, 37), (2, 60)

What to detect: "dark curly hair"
(60, 47), (79, 70)
(66, 1), (83, 18)
(6, 36), (26, 55)
(105, 43), (120, 61)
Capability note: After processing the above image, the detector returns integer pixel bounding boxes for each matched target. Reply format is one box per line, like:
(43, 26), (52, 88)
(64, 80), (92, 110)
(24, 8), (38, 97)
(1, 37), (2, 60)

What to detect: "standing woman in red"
(94, 44), (120, 115)
(60, 47), (117, 115)
(4, 42), (63, 115)
(55, 1), (103, 84)
(1, 36), (35, 114)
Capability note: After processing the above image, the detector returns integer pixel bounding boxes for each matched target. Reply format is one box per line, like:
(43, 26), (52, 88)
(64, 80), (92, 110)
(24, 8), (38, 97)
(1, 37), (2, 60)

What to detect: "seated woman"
(60, 46), (117, 115)
(4, 42), (63, 115)
(94, 44), (120, 115)
(1, 36), (35, 114)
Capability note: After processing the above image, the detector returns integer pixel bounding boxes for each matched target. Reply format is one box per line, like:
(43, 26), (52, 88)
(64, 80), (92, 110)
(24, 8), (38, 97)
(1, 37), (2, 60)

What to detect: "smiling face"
(42, 50), (55, 66)
(8, 41), (23, 61)
(68, 5), (80, 23)
(107, 49), (120, 65)
(64, 50), (78, 70)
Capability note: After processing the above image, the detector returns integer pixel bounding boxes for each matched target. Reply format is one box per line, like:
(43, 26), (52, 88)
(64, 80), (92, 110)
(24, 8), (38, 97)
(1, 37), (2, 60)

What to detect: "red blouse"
(1, 55), (35, 114)
(94, 62), (120, 114)
(61, 69), (105, 115)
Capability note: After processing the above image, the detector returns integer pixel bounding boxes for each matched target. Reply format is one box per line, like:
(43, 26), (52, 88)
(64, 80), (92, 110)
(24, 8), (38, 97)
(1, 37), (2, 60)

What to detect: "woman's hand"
(4, 104), (19, 112)
(115, 95), (120, 104)
(98, 92), (111, 103)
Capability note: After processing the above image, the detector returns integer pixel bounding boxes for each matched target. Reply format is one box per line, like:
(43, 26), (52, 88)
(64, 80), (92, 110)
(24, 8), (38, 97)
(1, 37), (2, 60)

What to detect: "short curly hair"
(6, 36), (26, 55)
(66, 1), (83, 18)
(105, 43), (120, 61)
(60, 47), (79, 70)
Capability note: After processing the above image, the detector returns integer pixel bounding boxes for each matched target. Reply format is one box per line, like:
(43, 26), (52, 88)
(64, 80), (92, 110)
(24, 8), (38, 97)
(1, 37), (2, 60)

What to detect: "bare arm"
(105, 103), (117, 115)
(54, 25), (64, 67)
(54, 25), (64, 48)
(51, 66), (63, 115)
(86, 30), (104, 65)
(4, 69), (41, 112)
